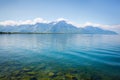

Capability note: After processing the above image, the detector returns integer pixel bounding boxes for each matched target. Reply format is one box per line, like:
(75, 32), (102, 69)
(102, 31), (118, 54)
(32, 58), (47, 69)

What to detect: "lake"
(0, 34), (120, 80)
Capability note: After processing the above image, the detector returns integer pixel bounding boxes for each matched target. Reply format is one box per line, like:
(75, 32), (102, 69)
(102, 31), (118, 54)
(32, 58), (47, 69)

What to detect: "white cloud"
(84, 22), (100, 27)
(33, 18), (48, 24)
(0, 20), (18, 26)
(108, 25), (120, 33)
(0, 18), (48, 26)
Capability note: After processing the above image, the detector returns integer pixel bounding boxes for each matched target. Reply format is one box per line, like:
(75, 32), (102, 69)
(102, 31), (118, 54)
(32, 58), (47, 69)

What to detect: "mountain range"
(0, 20), (117, 34)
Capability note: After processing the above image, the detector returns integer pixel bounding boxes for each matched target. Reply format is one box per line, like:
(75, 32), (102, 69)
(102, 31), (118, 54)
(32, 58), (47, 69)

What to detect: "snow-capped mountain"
(0, 20), (117, 34)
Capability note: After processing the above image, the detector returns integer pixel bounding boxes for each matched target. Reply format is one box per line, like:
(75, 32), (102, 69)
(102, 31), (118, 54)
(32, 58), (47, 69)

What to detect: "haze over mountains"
(0, 18), (117, 34)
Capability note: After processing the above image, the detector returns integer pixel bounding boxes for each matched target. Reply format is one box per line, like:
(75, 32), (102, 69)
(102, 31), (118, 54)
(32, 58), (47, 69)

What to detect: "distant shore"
(0, 32), (118, 35)
(0, 32), (66, 34)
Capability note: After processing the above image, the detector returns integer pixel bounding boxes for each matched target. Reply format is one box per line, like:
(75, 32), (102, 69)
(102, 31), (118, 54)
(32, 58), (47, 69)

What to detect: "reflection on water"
(0, 34), (120, 80)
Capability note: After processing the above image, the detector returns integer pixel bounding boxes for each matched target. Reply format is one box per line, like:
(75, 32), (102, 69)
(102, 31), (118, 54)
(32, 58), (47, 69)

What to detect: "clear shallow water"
(0, 34), (120, 80)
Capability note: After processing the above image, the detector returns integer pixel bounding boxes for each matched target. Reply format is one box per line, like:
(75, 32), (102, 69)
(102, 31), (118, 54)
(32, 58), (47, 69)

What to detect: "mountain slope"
(82, 26), (117, 34)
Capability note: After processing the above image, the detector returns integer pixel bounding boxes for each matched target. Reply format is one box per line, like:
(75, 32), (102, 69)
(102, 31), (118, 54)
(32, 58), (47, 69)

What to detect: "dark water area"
(0, 34), (120, 80)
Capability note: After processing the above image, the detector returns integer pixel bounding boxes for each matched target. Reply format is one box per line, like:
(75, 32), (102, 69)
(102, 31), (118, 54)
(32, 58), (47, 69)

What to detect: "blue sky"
(0, 0), (120, 25)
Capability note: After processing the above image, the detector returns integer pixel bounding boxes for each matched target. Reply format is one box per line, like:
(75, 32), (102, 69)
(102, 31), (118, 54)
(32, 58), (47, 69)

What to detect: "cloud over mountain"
(81, 22), (120, 33)
(0, 18), (48, 26)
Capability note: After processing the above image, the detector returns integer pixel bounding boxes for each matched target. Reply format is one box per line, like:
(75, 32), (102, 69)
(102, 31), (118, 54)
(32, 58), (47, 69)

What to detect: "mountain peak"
(55, 18), (70, 24)
(50, 19), (69, 25)
(57, 20), (67, 24)
(56, 18), (68, 22)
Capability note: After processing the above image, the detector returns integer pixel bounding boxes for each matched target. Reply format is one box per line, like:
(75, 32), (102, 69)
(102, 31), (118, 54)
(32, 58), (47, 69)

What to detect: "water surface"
(0, 34), (120, 80)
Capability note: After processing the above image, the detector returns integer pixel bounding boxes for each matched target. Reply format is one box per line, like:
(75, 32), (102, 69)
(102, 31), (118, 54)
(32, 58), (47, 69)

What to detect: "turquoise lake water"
(0, 34), (120, 80)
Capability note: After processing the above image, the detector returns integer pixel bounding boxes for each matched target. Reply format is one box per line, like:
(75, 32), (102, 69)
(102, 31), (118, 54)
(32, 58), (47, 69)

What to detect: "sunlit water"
(0, 34), (120, 80)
